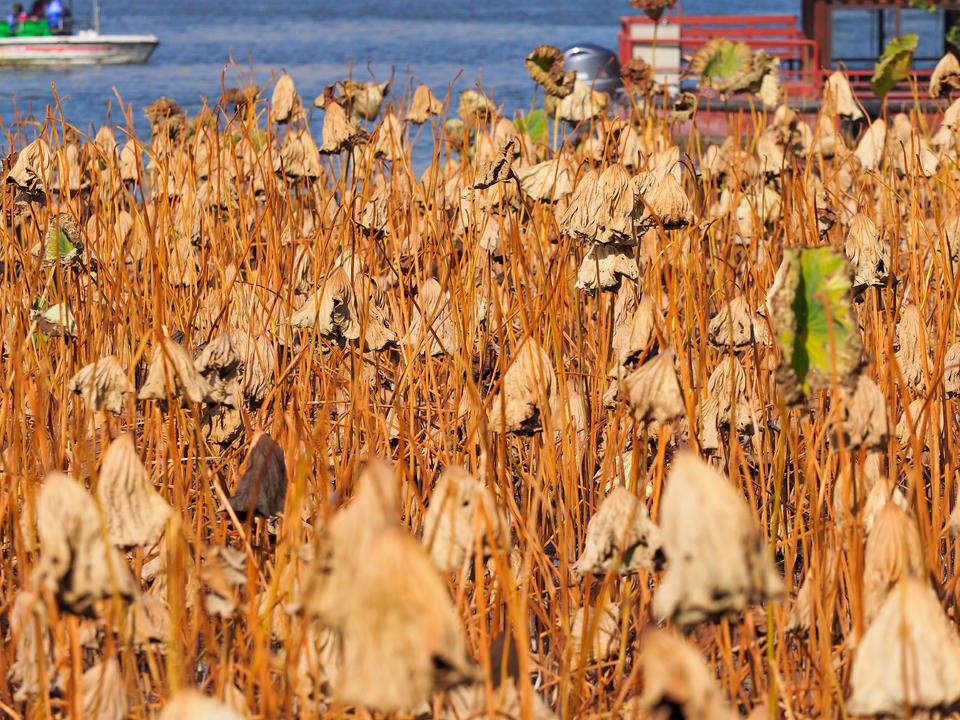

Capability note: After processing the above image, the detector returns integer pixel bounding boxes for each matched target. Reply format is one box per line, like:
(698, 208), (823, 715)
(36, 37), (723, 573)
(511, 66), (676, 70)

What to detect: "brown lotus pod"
(457, 89), (495, 128)
(270, 73), (306, 124)
(863, 502), (925, 626)
(274, 128), (322, 180)
(487, 339), (557, 434)
(82, 659), (126, 720)
(699, 357), (754, 452)
(637, 174), (693, 232)
(844, 213), (890, 288)
(654, 452), (782, 627)
(837, 374), (888, 449)
(524, 44), (575, 98)
(33, 472), (136, 614)
(68, 355), (133, 415)
(622, 350), (686, 426)
(853, 118), (886, 171)
(406, 278), (457, 356)
(575, 243), (640, 292)
(333, 526), (482, 712)
(567, 601), (620, 664)
(342, 79), (390, 121)
(158, 690), (245, 720)
(8, 590), (60, 703)
(229, 432), (287, 519)
(847, 577), (960, 715)
(945, 342), (960, 396)
(474, 136), (521, 190)
(895, 304), (925, 389)
(546, 79), (608, 123)
(405, 84), (444, 124)
(6, 137), (51, 203)
(573, 487), (664, 575)
(138, 337), (213, 403)
(319, 100), (369, 154)
(201, 545), (247, 617)
(612, 288), (658, 369)
(707, 296), (769, 350)
(930, 52), (960, 98)
(638, 629), (739, 720)
(96, 433), (172, 548)
(823, 71), (864, 121)
(422, 465), (507, 572)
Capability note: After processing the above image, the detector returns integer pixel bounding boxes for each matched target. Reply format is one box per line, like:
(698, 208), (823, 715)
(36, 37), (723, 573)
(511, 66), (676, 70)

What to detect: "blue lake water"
(0, 0), (948, 142)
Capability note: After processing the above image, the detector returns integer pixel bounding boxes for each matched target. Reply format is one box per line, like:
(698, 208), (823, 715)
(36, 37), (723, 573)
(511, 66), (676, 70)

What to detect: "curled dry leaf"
(319, 100), (369, 154)
(699, 357), (754, 452)
(422, 465), (507, 572)
(546, 80), (608, 123)
(275, 128), (322, 180)
(612, 288), (658, 368)
(930, 52), (960, 98)
(97, 433), (172, 548)
(9, 590), (59, 703)
(622, 350), (686, 426)
(573, 487), (664, 575)
(524, 45), (575, 98)
(405, 84), (443, 124)
(270, 73), (305, 124)
(637, 174), (694, 232)
(708, 296), (769, 350)
(823, 70), (864, 121)
(944, 341), (960, 396)
(33, 472), (136, 614)
(201, 545), (247, 617)
(847, 577), (960, 716)
(568, 602), (620, 663)
(863, 501), (925, 626)
(229, 431), (287, 519)
(138, 336), (213, 403)
(407, 278), (456, 355)
(474, 136), (521, 189)
(630, 0), (678, 22)
(342, 79), (390, 121)
(158, 690), (245, 720)
(854, 119), (887, 171)
(621, 56), (656, 96)
(517, 158), (573, 201)
(654, 452), (782, 627)
(82, 659), (126, 720)
(443, 680), (556, 720)
(844, 213), (889, 288)
(6, 137), (52, 203)
(457, 89), (495, 128)
(575, 243), (640, 292)
(638, 629), (739, 720)
(487, 339), (557, 434)
(787, 546), (839, 636)
(837, 374), (888, 449)
(895, 304), (925, 389)
(68, 355), (133, 414)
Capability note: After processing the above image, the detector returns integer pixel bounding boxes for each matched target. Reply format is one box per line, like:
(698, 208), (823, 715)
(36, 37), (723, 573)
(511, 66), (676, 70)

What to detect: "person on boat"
(44, 0), (62, 29)
(6, 3), (26, 31)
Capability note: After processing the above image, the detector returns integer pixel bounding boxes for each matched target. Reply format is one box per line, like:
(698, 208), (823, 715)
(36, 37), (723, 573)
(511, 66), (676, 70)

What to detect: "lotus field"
(5, 32), (960, 720)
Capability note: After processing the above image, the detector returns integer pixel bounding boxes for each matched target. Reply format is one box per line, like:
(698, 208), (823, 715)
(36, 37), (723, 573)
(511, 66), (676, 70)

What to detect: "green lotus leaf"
(688, 38), (753, 91)
(871, 33), (918, 99)
(513, 109), (548, 143)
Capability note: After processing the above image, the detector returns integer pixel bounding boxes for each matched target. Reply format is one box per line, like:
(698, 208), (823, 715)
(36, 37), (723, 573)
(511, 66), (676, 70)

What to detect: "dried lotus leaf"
(837, 374), (888, 449)
(844, 214), (890, 288)
(319, 101), (369, 154)
(457, 89), (495, 128)
(442, 680), (557, 720)
(342, 79), (390, 121)
(6, 137), (52, 203)
(524, 45), (575, 98)
(422, 465), (507, 572)
(823, 70), (864, 121)
(9, 590), (60, 703)
(573, 488), (664, 575)
(68, 355), (133, 414)
(637, 174), (694, 231)
(568, 602), (620, 663)
(406, 278), (457, 356)
(622, 350), (686, 426)
(82, 659), (126, 720)
(863, 502), (925, 626)
(405, 84), (443, 124)
(631, 0), (678, 22)
(575, 243), (639, 292)
(854, 119), (887, 171)
(653, 452), (782, 627)
(517, 158), (573, 202)
(229, 431), (287, 519)
(547, 80), (608, 123)
(158, 690), (245, 720)
(270, 73), (305, 124)
(895, 304), (925, 389)
(33, 472), (136, 614)
(275, 128), (322, 180)
(487, 339), (557, 434)
(97, 433), (172, 548)
(201, 545), (247, 617)
(944, 342), (960, 396)
(930, 52), (960, 98)
(370, 112), (406, 162)
(474, 136), (521, 189)
(138, 337), (213, 403)
(699, 357), (754, 452)
(707, 296), (769, 350)
(612, 288), (658, 368)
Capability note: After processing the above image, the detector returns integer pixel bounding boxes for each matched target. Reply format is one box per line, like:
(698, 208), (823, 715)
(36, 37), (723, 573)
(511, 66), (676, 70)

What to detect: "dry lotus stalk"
(612, 288), (658, 368)
(863, 501), (925, 626)
(406, 278), (456, 356)
(654, 452), (782, 627)
(847, 577), (960, 715)
(575, 243), (640, 292)
(622, 350), (686, 426)
(487, 339), (557, 434)
(945, 342), (960, 395)
(547, 79), (608, 123)
(524, 45), (575, 98)
(854, 119), (887, 171)
(708, 296), (769, 350)
(229, 431), (287, 519)
(573, 488), (664, 575)
(270, 73), (305, 124)
(6, 137), (52, 203)
(82, 659), (126, 720)
(930, 52), (960, 98)
(474, 136), (521, 189)
(895, 304), (925, 389)
(844, 213), (889, 288)
(33, 472), (136, 614)
(823, 70), (864, 121)
(342, 79), (390, 121)
(699, 357), (754, 452)
(405, 84), (443, 123)
(275, 128), (322, 180)
(138, 337), (213, 403)
(68, 355), (133, 414)
(319, 100), (369, 154)
(636, 174), (694, 232)
(422, 465), (507, 572)
(568, 602), (620, 663)
(837, 374), (888, 449)
(97, 433), (172, 548)
(638, 629), (739, 720)
(158, 690), (245, 720)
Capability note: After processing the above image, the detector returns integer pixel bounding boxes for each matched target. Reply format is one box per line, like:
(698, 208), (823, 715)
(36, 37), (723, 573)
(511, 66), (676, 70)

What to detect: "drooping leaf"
(871, 33), (918, 99)
(513, 109), (548, 143)
(767, 246), (864, 403)
(688, 38), (753, 92)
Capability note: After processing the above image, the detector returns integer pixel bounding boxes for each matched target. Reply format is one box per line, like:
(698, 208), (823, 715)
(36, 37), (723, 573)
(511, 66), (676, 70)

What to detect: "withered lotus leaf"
(895, 304), (925, 389)
(457, 89), (495, 128)
(930, 52), (960, 98)
(474, 137), (521, 190)
(158, 690), (245, 720)
(97, 433), (172, 548)
(621, 56), (656, 96)
(573, 487), (664, 575)
(638, 629), (739, 720)
(229, 431), (287, 519)
(68, 355), (133, 414)
(44, 212), (83, 267)
(370, 112), (406, 161)
(487, 339), (557, 434)
(854, 119), (887, 171)
(699, 357), (754, 452)
(320, 100), (369, 154)
(334, 526), (482, 712)
(422, 465), (507, 572)
(612, 288), (658, 368)
(274, 128), (322, 180)
(575, 243), (640, 292)
(201, 545), (247, 617)
(637, 174), (694, 232)
(342, 79), (390, 121)
(33, 472), (136, 614)
(847, 577), (960, 715)
(837, 374), (888, 449)
(557, 168), (601, 240)
(6, 137), (52, 203)
(823, 71), (864, 121)
(630, 0), (678, 22)
(82, 659), (126, 720)
(654, 452), (782, 627)
(786, 547), (839, 636)
(863, 502), (925, 626)
(517, 158), (574, 201)
(443, 680), (557, 720)
(118, 140), (140, 182)
(844, 214), (890, 288)
(622, 350), (686, 426)
(270, 73), (305, 125)
(406, 278), (456, 356)
(9, 590), (59, 703)
(524, 45), (576, 98)
(568, 602), (620, 663)
(138, 337), (214, 403)
(405, 84), (444, 124)
(94, 125), (118, 159)
(944, 342), (960, 396)
(707, 296), (769, 350)
(546, 79), (608, 123)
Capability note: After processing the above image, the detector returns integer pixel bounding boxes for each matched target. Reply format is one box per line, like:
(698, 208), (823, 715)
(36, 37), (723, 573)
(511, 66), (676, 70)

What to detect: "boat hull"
(0, 34), (158, 65)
